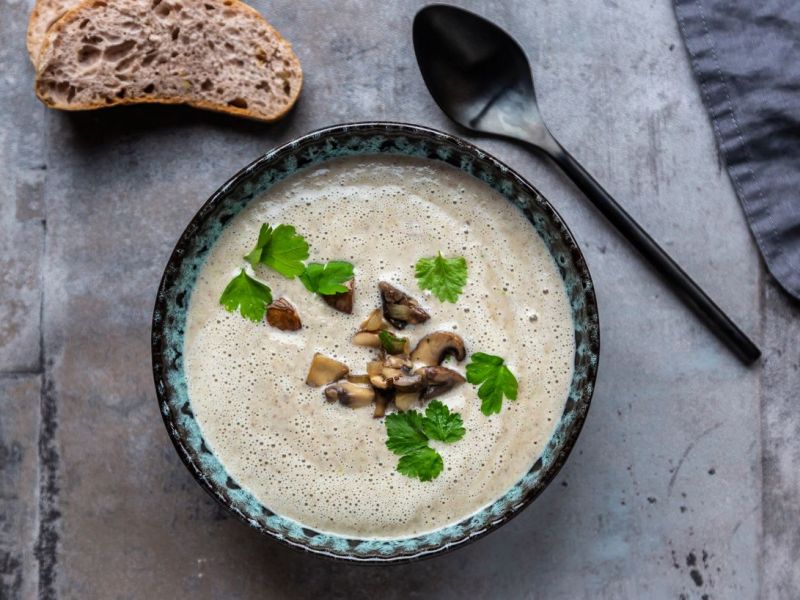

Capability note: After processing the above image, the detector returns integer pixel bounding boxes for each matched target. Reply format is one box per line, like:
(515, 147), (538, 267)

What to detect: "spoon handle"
(548, 146), (761, 365)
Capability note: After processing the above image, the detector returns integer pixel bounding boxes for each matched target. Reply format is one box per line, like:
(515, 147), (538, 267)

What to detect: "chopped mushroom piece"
(324, 381), (375, 408)
(359, 308), (386, 332)
(380, 367), (403, 380)
(353, 331), (382, 348)
(323, 279), (354, 314)
(373, 391), (390, 418)
(346, 374), (371, 384)
(392, 373), (424, 392)
(306, 353), (349, 387)
(410, 331), (466, 366)
(378, 282), (430, 329)
(266, 298), (302, 331)
(369, 374), (391, 390)
(383, 355), (412, 370)
(417, 366), (466, 400)
(366, 360), (383, 377)
(395, 392), (419, 412)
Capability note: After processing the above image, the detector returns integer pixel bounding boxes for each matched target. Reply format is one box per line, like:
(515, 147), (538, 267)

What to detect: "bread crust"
(33, 0), (303, 123)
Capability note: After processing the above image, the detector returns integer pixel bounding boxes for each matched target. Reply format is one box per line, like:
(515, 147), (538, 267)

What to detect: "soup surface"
(184, 155), (574, 538)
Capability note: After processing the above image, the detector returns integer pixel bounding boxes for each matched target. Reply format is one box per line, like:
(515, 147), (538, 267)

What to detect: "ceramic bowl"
(151, 122), (599, 562)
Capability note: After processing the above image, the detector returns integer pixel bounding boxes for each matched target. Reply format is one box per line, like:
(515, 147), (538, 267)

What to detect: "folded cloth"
(674, 0), (800, 300)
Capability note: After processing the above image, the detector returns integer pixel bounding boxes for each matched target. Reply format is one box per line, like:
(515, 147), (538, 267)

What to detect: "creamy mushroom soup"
(184, 155), (575, 538)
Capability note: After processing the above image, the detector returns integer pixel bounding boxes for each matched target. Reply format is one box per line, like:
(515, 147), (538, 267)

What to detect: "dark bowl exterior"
(151, 122), (599, 562)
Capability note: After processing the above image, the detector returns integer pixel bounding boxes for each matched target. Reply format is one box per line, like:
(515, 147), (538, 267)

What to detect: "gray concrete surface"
(1, 0), (798, 598)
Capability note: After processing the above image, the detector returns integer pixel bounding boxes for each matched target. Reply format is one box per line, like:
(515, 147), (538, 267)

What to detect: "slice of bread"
(27, 0), (76, 63)
(34, 0), (303, 122)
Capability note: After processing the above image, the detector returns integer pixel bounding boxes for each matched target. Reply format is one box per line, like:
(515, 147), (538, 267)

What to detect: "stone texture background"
(1, 0), (798, 598)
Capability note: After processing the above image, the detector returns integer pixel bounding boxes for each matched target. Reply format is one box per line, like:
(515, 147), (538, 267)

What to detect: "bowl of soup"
(151, 122), (599, 562)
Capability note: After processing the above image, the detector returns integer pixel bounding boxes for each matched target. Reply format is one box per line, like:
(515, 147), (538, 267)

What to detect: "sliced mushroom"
(359, 308), (386, 332)
(373, 391), (391, 418)
(353, 331), (381, 348)
(369, 374), (391, 390)
(380, 367), (403, 380)
(395, 392), (419, 412)
(392, 372), (424, 392)
(346, 373), (371, 384)
(306, 353), (349, 387)
(366, 360), (383, 377)
(266, 298), (302, 331)
(383, 355), (412, 370)
(378, 282), (430, 329)
(417, 366), (466, 400)
(410, 331), (466, 366)
(323, 278), (354, 314)
(323, 381), (375, 408)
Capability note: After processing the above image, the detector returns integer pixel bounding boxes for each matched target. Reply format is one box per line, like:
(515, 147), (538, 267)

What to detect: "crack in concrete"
(667, 421), (723, 496)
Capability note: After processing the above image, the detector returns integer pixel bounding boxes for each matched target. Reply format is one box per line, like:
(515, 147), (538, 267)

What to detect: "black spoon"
(413, 4), (761, 365)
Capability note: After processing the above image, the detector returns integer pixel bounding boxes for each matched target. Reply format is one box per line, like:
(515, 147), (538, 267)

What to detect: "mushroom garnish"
(417, 366), (466, 400)
(323, 278), (355, 314)
(353, 331), (382, 348)
(266, 297), (302, 331)
(306, 353), (349, 387)
(384, 355), (412, 370)
(410, 331), (466, 366)
(373, 391), (391, 418)
(392, 373), (425, 392)
(324, 381), (375, 408)
(378, 282), (430, 329)
(395, 392), (419, 412)
(359, 308), (386, 332)
(346, 374), (371, 384)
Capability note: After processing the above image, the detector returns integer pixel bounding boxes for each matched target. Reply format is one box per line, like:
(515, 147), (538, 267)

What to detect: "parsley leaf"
(244, 223), (309, 278)
(219, 269), (272, 322)
(378, 330), (408, 355)
(397, 447), (443, 482)
(465, 352), (519, 415)
(415, 253), (468, 303)
(422, 400), (466, 443)
(299, 261), (354, 295)
(385, 403), (467, 481)
(385, 411), (428, 455)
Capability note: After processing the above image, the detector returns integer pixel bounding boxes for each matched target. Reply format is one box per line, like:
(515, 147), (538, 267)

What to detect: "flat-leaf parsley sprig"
(415, 253), (467, 303)
(465, 352), (519, 416)
(385, 400), (466, 481)
(244, 223), (310, 278)
(218, 269), (273, 322)
(299, 261), (354, 296)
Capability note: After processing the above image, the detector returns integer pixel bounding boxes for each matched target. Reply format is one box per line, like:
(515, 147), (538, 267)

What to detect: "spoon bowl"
(413, 4), (555, 150)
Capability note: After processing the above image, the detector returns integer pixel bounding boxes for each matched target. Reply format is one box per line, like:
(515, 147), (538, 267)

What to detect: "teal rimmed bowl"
(151, 122), (599, 562)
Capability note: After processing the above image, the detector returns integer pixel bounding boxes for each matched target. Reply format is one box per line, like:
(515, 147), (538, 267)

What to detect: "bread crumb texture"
(35, 0), (302, 121)
(28, 0), (76, 62)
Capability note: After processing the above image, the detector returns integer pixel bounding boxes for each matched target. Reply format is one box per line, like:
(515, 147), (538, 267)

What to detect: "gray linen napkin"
(674, 0), (800, 300)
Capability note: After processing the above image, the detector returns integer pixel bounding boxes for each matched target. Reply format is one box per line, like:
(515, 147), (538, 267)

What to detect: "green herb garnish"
(299, 261), (354, 295)
(385, 400), (465, 481)
(378, 330), (408, 355)
(397, 447), (443, 481)
(219, 269), (272, 322)
(415, 253), (467, 303)
(421, 399), (467, 442)
(466, 352), (519, 415)
(385, 410), (428, 455)
(244, 223), (309, 278)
